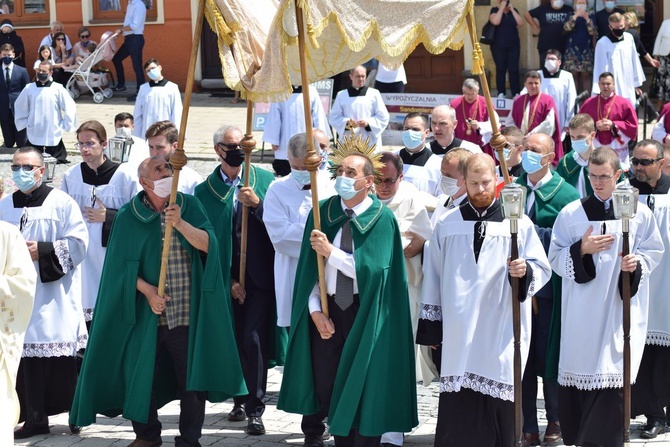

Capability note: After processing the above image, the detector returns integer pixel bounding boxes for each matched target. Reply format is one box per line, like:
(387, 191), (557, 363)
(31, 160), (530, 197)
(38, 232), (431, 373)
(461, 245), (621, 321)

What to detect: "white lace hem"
(420, 304), (442, 322)
(54, 240), (74, 274)
(440, 373), (514, 401)
(565, 253), (575, 281)
(646, 331), (670, 347)
(558, 369), (631, 390)
(22, 334), (88, 357)
(83, 308), (94, 322)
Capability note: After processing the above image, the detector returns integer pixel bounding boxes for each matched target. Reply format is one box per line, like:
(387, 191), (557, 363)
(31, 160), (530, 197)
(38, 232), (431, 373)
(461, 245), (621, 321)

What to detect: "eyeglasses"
(74, 141), (98, 150)
(217, 142), (240, 151)
(376, 176), (400, 186)
(631, 157), (662, 167)
(10, 164), (41, 172)
(587, 173), (616, 182)
(80, 34), (90, 39)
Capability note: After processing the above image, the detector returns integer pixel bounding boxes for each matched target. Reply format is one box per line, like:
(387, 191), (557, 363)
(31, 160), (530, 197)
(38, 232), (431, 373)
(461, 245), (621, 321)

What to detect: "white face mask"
(576, 4), (587, 11)
(544, 59), (559, 73)
(440, 175), (461, 197)
(552, 0), (564, 7)
(150, 176), (173, 198)
(116, 127), (132, 138)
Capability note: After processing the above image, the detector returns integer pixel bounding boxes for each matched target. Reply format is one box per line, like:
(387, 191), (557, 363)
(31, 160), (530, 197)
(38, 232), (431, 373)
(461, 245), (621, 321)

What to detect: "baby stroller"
(65, 31), (119, 103)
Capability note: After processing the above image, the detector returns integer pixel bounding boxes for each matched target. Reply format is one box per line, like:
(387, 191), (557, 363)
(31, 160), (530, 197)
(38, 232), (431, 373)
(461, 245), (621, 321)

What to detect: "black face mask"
(611, 27), (625, 38)
(37, 72), (49, 82)
(224, 149), (244, 167)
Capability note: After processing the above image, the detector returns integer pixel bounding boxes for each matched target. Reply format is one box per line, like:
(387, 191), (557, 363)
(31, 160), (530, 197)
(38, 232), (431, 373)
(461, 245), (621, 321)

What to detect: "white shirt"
(308, 196), (373, 313)
(132, 80), (183, 139)
(525, 169), (553, 212)
(14, 81), (77, 146)
(124, 0), (147, 35)
(375, 63), (407, 84)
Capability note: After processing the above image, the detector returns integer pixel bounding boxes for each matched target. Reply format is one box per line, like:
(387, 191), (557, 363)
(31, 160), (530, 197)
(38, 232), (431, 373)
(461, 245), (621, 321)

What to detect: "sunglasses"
(10, 164), (41, 172)
(217, 142), (241, 151)
(80, 34), (90, 39)
(55, 38), (65, 41)
(631, 157), (661, 167)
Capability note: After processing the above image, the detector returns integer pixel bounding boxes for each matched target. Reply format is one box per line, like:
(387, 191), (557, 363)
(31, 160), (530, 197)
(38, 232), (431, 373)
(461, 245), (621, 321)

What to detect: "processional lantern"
(41, 147), (57, 183)
(612, 182), (639, 231)
(108, 133), (135, 163)
(500, 183), (526, 233)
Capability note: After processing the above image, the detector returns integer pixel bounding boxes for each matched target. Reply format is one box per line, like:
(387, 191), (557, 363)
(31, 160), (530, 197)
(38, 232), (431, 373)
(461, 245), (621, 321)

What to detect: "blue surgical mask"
(571, 138), (590, 154)
(291, 169), (311, 186)
(147, 67), (161, 81)
(494, 148), (512, 162)
(402, 129), (424, 151)
(521, 151), (546, 174)
(605, 1), (615, 9)
(335, 175), (364, 200)
(13, 168), (37, 191)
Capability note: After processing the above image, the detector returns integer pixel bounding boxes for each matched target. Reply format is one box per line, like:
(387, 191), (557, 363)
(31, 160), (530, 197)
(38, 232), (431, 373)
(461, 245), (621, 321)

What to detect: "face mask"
(291, 169), (311, 186)
(335, 175), (364, 200)
(223, 149), (244, 167)
(116, 127), (132, 138)
(402, 129), (424, 151)
(611, 27), (625, 38)
(576, 4), (587, 11)
(150, 176), (173, 198)
(494, 147), (512, 162)
(571, 137), (590, 154)
(544, 59), (559, 72)
(440, 175), (461, 196)
(82, 41), (90, 48)
(552, 0), (564, 8)
(1, 56), (12, 65)
(147, 67), (161, 81)
(37, 72), (49, 82)
(521, 151), (546, 174)
(605, 1), (615, 9)
(13, 168), (37, 192)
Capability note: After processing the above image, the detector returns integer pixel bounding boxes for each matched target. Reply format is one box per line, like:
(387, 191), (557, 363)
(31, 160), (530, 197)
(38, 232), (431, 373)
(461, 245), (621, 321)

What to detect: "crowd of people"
(3, 10), (670, 447)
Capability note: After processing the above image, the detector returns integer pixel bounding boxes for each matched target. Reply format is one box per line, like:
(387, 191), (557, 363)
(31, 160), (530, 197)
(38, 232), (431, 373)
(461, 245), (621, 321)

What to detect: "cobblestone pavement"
(7, 93), (670, 446)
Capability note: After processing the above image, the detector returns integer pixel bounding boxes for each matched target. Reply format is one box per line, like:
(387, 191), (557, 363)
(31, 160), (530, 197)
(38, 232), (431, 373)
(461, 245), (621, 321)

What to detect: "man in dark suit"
(194, 125), (277, 437)
(0, 43), (29, 148)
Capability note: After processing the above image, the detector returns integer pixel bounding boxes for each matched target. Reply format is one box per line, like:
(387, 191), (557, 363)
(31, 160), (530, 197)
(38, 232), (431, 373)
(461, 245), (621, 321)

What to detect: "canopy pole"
(296, 0), (329, 317)
(240, 99), (255, 290)
(466, 10), (511, 185)
(157, 0), (205, 297)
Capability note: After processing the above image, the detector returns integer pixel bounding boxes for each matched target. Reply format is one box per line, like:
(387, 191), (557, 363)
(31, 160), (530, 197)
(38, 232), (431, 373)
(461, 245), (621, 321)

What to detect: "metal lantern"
(41, 148), (57, 183)
(500, 182), (526, 233)
(612, 182), (639, 232)
(108, 134), (134, 163)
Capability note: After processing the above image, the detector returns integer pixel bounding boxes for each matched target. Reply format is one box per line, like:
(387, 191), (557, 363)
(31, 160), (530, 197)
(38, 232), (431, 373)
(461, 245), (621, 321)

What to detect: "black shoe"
(228, 405), (246, 421)
(127, 94), (137, 102)
(641, 421), (667, 439)
(113, 85), (127, 92)
(14, 424), (50, 439)
(304, 434), (324, 447)
(246, 416), (265, 435)
(70, 424), (81, 434)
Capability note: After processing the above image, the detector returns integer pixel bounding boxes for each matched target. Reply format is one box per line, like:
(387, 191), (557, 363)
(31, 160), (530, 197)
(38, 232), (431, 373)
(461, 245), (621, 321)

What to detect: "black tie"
(335, 209), (354, 310)
(5, 67), (9, 88)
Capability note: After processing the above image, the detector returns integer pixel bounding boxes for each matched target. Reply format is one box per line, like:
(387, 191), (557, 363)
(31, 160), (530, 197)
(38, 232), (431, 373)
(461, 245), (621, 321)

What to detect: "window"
(91, 0), (157, 23)
(0, 0), (50, 25)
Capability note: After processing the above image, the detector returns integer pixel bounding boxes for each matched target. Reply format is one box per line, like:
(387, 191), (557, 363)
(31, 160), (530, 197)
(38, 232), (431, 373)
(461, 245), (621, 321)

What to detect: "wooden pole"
(622, 223), (631, 446)
(510, 230), (523, 447)
(157, 0), (205, 297)
(466, 10), (511, 184)
(295, 0), (329, 317)
(239, 99), (255, 290)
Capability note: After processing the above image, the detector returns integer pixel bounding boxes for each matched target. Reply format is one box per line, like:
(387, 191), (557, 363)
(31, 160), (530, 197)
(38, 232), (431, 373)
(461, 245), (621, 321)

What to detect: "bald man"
(329, 65), (389, 149)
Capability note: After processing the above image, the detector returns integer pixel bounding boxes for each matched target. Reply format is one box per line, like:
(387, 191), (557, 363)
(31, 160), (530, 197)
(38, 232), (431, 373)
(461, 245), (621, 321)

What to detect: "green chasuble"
(278, 195), (418, 437)
(70, 192), (247, 426)
(516, 171), (580, 379)
(556, 150), (625, 197)
(193, 164), (287, 365)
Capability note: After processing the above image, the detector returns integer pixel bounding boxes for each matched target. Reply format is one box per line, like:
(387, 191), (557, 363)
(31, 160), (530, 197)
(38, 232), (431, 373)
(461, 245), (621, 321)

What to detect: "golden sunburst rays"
(328, 133), (384, 181)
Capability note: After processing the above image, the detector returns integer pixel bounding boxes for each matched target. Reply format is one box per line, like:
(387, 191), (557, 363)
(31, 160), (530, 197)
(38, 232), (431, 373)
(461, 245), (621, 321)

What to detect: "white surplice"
(592, 34), (645, 107)
(132, 80), (183, 139)
(14, 81), (77, 146)
(329, 87), (389, 149)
